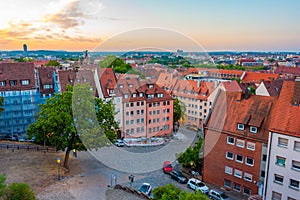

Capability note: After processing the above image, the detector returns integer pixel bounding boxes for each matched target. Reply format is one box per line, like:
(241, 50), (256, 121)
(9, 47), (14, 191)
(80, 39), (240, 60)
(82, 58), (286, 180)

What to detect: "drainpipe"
(263, 131), (273, 200)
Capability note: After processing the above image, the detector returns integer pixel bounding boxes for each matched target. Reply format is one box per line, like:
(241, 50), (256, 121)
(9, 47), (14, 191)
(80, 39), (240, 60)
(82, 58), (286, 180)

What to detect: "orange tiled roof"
(207, 91), (276, 142)
(242, 72), (278, 83)
(269, 81), (300, 136)
(97, 68), (118, 98)
(222, 80), (242, 92)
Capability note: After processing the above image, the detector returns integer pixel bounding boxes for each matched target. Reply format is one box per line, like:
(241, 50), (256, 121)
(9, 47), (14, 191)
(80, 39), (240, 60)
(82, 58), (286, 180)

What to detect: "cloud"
(44, 0), (86, 29)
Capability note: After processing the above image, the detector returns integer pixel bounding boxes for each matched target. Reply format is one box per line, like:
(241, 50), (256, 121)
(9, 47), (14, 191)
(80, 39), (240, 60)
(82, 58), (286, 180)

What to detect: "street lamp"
(56, 157), (61, 180)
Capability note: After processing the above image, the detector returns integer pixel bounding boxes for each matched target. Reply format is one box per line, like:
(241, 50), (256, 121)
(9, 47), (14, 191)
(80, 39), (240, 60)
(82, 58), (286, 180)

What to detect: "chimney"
(236, 91), (242, 102)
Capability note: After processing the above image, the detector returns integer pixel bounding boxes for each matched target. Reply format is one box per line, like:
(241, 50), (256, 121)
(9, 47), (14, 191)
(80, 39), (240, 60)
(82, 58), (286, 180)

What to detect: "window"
(137, 110), (140, 115)
(126, 103), (129, 107)
(236, 139), (245, 148)
(246, 157), (254, 166)
(225, 166), (233, 175)
(234, 169), (242, 178)
(289, 179), (299, 190)
(244, 172), (253, 182)
(0, 81), (6, 86)
(226, 152), (234, 160)
(139, 93), (143, 97)
(247, 142), (255, 150)
(292, 160), (300, 171)
(236, 154), (243, 163)
(10, 80), (17, 86)
(141, 101), (144, 106)
(271, 191), (282, 200)
(227, 136), (235, 145)
(278, 137), (288, 148)
(126, 120), (129, 125)
(124, 94), (128, 99)
(237, 123), (244, 130)
(276, 156), (286, 167)
(141, 110), (144, 114)
(274, 174), (284, 184)
(243, 187), (251, 195)
(250, 126), (257, 133)
(263, 154), (267, 161)
(130, 120), (134, 125)
(261, 170), (265, 178)
(43, 84), (53, 89)
(131, 103), (134, 107)
(233, 183), (241, 192)
(136, 119), (140, 124)
(224, 179), (231, 188)
(141, 118), (144, 123)
(132, 93), (136, 98)
(294, 141), (300, 151)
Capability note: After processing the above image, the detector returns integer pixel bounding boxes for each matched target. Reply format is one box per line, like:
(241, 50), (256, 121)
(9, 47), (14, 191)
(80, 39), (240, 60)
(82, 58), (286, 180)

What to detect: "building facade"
(203, 91), (276, 196)
(264, 80), (300, 200)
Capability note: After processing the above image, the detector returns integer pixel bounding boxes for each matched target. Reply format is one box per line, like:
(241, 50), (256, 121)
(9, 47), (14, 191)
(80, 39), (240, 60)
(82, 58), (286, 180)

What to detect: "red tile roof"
(275, 66), (300, 76)
(97, 68), (118, 98)
(37, 66), (55, 95)
(0, 62), (36, 91)
(269, 81), (300, 136)
(206, 91), (276, 142)
(242, 72), (279, 83)
(57, 69), (76, 92)
(222, 80), (242, 92)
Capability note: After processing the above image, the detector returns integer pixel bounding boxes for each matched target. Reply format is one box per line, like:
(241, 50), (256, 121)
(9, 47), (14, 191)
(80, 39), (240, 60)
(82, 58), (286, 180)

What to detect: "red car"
(163, 161), (173, 173)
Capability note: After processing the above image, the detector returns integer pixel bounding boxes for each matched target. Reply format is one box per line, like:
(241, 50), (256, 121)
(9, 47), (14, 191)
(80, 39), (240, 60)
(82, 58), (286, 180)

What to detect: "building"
(23, 44), (27, 57)
(117, 76), (173, 138)
(263, 80), (300, 200)
(0, 63), (41, 138)
(203, 91), (276, 196)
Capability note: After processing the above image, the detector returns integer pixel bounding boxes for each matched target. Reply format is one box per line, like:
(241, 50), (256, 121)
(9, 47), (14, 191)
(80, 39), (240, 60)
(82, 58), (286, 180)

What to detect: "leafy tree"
(178, 136), (203, 171)
(173, 98), (185, 124)
(98, 55), (132, 73)
(0, 97), (4, 113)
(0, 174), (36, 200)
(45, 60), (61, 67)
(0, 174), (6, 197)
(95, 98), (119, 142)
(3, 183), (36, 200)
(152, 184), (208, 200)
(27, 83), (118, 169)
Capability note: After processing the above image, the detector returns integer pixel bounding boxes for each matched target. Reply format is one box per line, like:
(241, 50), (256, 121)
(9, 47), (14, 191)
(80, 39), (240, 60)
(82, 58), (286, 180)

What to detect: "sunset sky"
(0, 0), (299, 51)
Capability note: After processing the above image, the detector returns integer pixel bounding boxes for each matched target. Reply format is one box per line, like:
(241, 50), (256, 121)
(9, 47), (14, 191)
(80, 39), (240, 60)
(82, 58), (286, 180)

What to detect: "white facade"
(256, 82), (270, 96)
(264, 132), (300, 200)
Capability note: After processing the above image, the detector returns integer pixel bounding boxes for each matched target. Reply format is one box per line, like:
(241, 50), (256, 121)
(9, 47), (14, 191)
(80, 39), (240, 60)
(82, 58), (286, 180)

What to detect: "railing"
(0, 143), (57, 152)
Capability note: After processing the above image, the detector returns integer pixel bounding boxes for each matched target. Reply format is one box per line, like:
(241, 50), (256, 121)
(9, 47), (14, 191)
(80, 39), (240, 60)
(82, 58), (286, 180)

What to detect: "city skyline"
(0, 0), (299, 51)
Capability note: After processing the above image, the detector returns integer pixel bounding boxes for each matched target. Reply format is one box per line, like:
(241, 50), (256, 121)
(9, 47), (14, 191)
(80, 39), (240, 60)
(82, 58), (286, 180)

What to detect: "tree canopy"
(98, 55), (133, 73)
(45, 60), (61, 67)
(0, 174), (36, 200)
(152, 184), (208, 200)
(173, 98), (185, 124)
(0, 97), (4, 113)
(178, 136), (203, 171)
(27, 83), (118, 169)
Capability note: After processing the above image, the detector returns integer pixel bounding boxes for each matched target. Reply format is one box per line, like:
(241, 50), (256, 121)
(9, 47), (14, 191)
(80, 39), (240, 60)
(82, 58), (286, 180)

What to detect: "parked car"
(163, 161), (173, 174)
(138, 183), (152, 196)
(19, 136), (36, 142)
(114, 139), (124, 147)
(169, 170), (188, 184)
(209, 189), (232, 200)
(187, 178), (209, 194)
(3, 135), (18, 141)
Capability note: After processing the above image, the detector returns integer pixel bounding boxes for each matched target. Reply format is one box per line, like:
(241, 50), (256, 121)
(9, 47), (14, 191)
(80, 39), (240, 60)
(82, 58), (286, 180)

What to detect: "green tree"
(3, 183), (36, 200)
(95, 98), (119, 142)
(0, 97), (4, 113)
(27, 83), (118, 169)
(178, 136), (203, 170)
(45, 60), (61, 67)
(152, 184), (208, 200)
(98, 55), (132, 73)
(173, 98), (185, 123)
(0, 174), (6, 197)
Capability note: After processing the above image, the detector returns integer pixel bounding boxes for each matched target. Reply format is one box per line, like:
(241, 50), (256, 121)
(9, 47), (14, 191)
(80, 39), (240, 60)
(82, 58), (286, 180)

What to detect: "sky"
(0, 0), (299, 51)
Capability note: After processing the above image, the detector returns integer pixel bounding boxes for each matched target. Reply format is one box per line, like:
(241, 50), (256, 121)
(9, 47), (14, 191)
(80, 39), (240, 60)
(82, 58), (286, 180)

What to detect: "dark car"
(169, 170), (188, 184)
(3, 135), (18, 141)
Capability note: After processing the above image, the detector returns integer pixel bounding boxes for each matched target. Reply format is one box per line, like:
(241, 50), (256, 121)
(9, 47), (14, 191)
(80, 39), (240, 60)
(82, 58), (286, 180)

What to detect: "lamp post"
(56, 157), (61, 180)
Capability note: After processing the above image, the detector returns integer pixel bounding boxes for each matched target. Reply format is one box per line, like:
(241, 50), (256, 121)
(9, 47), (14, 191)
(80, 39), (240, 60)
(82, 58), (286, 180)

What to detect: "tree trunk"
(63, 147), (71, 169)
